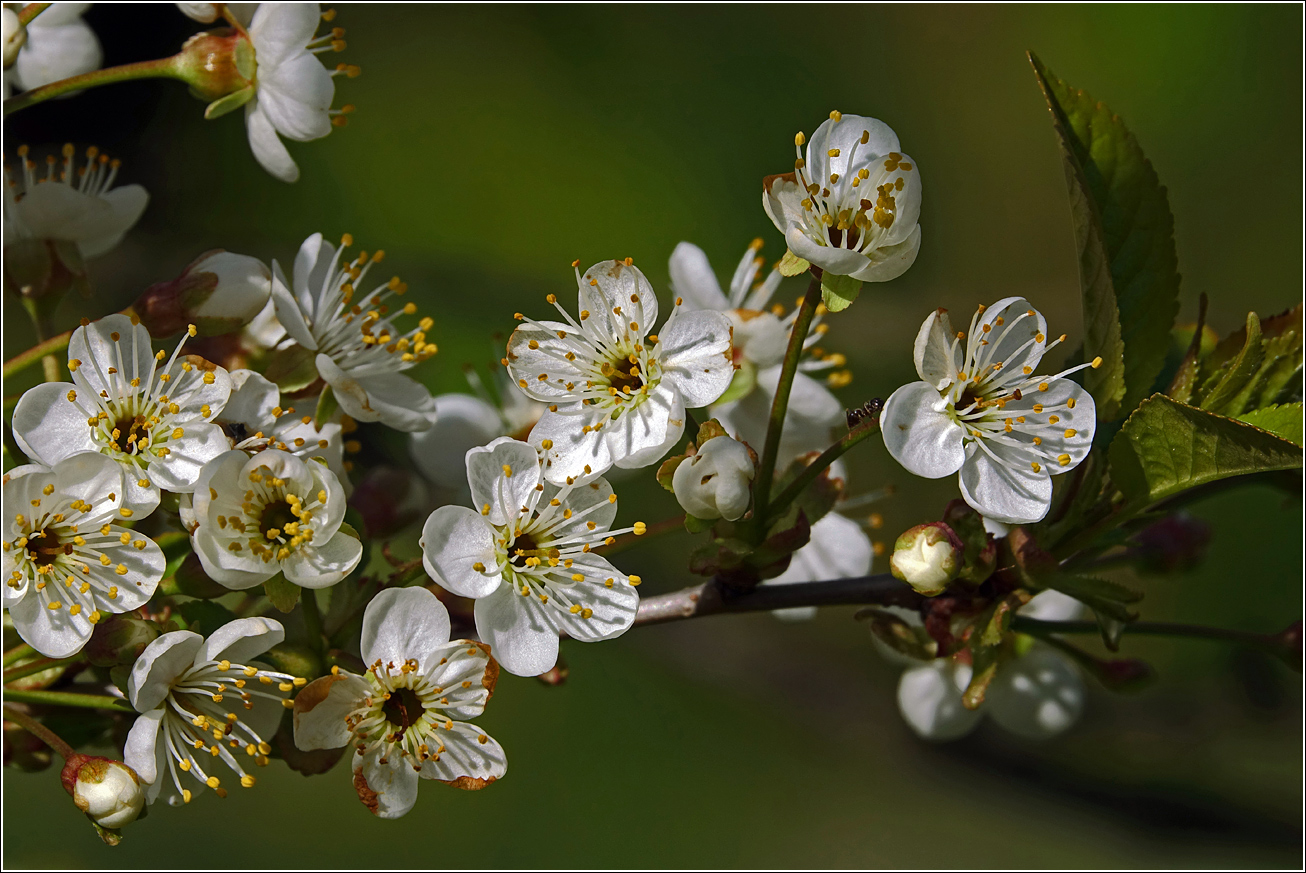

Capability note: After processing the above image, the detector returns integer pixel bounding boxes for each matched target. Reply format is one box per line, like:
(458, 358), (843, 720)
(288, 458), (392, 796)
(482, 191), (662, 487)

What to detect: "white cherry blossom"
(421, 438), (642, 677)
(123, 618), (300, 806)
(2, 453), (164, 658)
(294, 587), (507, 818)
(12, 314), (232, 517)
(668, 240), (846, 460)
(506, 259), (734, 484)
(243, 3), (358, 183)
(4, 144), (148, 259)
(271, 232), (437, 432)
(881, 297), (1099, 524)
(188, 449), (361, 590)
(763, 111), (921, 282)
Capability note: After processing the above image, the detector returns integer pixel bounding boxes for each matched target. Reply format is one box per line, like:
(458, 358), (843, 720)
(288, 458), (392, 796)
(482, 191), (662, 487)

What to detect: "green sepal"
(820, 272), (862, 313)
(777, 250), (810, 277)
(714, 358), (756, 405)
(264, 573), (302, 614)
(264, 344), (320, 393)
(858, 608), (937, 661)
(204, 84), (255, 120)
(315, 384), (339, 429)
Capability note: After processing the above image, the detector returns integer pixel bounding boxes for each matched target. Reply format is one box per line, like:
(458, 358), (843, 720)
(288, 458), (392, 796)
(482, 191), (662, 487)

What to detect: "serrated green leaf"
(1109, 394), (1303, 517)
(1237, 403), (1304, 447)
(777, 250), (810, 277)
(1195, 305), (1303, 416)
(820, 272), (862, 313)
(264, 573), (302, 613)
(1165, 292), (1209, 404)
(1030, 54), (1180, 421)
(1198, 312), (1264, 414)
(1039, 573), (1142, 627)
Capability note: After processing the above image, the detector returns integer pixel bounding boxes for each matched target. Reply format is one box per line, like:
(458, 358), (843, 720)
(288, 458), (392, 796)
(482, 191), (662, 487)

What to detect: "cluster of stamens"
(4, 143), (124, 208)
(945, 304), (1100, 472)
(157, 656), (303, 804)
(64, 321), (217, 484)
(312, 9), (360, 127)
(214, 466), (326, 564)
(305, 234), (437, 374)
(473, 464), (645, 614)
(3, 481), (140, 620)
(790, 110), (913, 252)
(343, 656), (490, 772)
(509, 258), (664, 430)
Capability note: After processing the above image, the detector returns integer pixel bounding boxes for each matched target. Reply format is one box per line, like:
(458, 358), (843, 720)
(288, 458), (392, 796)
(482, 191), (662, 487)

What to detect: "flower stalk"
(3, 702), (75, 759)
(2, 689), (136, 713)
(765, 414), (882, 523)
(16, 3), (51, 27)
(4, 56), (185, 116)
(3, 655), (80, 683)
(753, 268), (824, 519)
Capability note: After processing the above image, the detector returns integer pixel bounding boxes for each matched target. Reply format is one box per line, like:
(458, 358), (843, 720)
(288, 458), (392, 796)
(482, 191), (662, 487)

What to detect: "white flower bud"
(66, 757), (145, 829)
(671, 435), (755, 521)
(2, 7), (25, 68)
(134, 250), (271, 337)
(889, 522), (963, 596)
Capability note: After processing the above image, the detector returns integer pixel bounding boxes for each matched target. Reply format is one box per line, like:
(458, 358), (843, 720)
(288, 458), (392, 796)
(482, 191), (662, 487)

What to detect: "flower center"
(602, 353), (644, 394)
(258, 500), (299, 540)
(110, 413), (151, 456)
(509, 531), (542, 568)
(24, 528), (66, 567)
(381, 686), (425, 732)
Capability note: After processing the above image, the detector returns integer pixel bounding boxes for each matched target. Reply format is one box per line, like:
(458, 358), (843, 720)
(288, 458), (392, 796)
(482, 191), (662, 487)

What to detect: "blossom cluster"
(1, 4), (1132, 839)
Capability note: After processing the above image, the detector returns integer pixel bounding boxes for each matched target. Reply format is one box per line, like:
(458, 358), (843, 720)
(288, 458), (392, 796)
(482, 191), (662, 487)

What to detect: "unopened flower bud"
(61, 754), (145, 830)
(84, 615), (162, 668)
(2, 238), (89, 308)
(133, 250), (271, 337)
(889, 522), (964, 596)
(2, 7), (25, 68)
(671, 435), (755, 521)
(174, 26), (256, 104)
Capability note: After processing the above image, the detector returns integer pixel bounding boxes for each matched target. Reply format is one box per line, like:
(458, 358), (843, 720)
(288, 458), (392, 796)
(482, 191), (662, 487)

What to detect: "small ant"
(846, 398), (883, 429)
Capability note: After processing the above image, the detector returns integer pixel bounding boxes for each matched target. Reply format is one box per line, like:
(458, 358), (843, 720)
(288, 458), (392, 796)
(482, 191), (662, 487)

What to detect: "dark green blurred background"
(3, 3), (1302, 867)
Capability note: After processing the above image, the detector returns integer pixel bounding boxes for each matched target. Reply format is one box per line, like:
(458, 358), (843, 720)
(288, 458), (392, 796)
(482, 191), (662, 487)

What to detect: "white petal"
(465, 437), (541, 527)
(577, 260), (658, 340)
(503, 320), (584, 401)
(985, 646), (1085, 739)
(221, 370), (280, 429)
(667, 242), (730, 312)
(897, 660), (982, 741)
(417, 720), (507, 786)
(11, 382), (96, 465)
(912, 308), (960, 389)
(880, 381), (966, 478)
(360, 587), (452, 669)
(1020, 590), (1087, 622)
(292, 231), (335, 317)
(68, 315), (157, 396)
(7, 593), (92, 658)
(123, 710), (163, 791)
(420, 506), (502, 599)
(849, 226), (922, 283)
(762, 175), (805, 233)
(545, 556), (638, 643)
(200, 617), (285, 666)
(608, 382), (685, 470)
(257, 51), (333, 141)
(249, 2), (322, 68)
(245, 100), (300, 183)
(293, 671), (370, 750)
(193, 528), (274, 590)
(128, 631), (204, 712)
(77, 185), (150, 258)
(318, 359), (436, 432)
(958, 441), (1053, 525)
(353, 746), (420, 819)
(973, 297), (1049, 380)
(658, 309), (735, 408)
(530, 406), (611, 485)
(785, 227), (868, 277)
(806, 114), (900, 183)
(12, 14), (100, 91)
(190, 253), (273, 322)
(473, 583), (560, 677)
(281, 531), (363, 588)
(409, 394), (504, 490)
(542, 475), (617, 540)
(270, 261), (317, 348)
(147, 423), (231, 493)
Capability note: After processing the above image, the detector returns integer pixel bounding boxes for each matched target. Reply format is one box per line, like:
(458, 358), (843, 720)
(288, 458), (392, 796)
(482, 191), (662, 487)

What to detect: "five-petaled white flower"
(243, 3), (358, 183)
(763, 111), (921, 283)
(294, 587), (507, 819)
(669, 240), (846, 460)
(124, 617), (301, 806)
(3, 3), (101, 96)
(421, 437), (642, 677)
(894, 591), (1087, 741)
(3, 144), (148, 259)
(271, 232), (438, 432)
(506, 258), (734, 484)
(409, 372), (545, 493)
(188, 448), (361, 590)
(880, 297), (1099, 524)
(12, 314), (233, 517)
(2, 453), (164, 658)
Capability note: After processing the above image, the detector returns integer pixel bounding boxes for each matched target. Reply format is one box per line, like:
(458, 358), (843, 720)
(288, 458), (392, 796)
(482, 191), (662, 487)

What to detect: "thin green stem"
(3, 703), (74, 759)
(766, 416), (882, 523)
(301, 588), (325, 659)
(4, 56), (184, 116)
(3, 328), (72, 380)
(3, 643), (36, 668)
(3, 655), (79, 684)
(17, 3), (51, 26)
(1013, 617), (1279, 648)
(1, 688), (135, 713)
(753, 269), (823, 520)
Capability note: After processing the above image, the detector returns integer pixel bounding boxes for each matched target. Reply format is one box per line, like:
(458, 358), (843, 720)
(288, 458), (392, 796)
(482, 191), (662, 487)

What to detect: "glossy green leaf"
(1030, 54), (1180, 421)
(1109, 394), (1303, 516)
(1237, 403), (1304, 447)
(1195, 305), (1303, 416)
